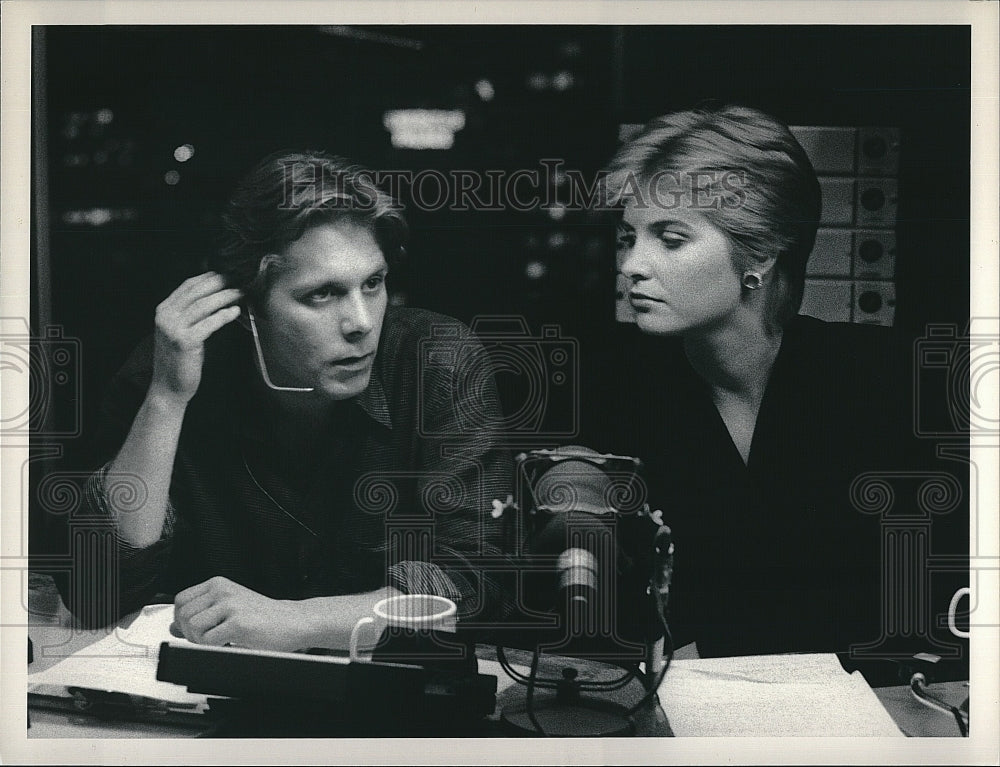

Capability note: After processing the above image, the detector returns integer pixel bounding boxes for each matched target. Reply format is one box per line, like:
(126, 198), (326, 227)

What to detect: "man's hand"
(150, 272), (243, 407)
(173, 576), (317, 653)
(105, 272), (240, 551)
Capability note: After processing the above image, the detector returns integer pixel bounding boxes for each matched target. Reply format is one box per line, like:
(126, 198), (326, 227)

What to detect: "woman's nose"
(619, 245), (652, 283)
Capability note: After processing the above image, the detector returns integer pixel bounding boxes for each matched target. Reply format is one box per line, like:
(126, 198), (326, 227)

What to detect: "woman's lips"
(628, 292), (661, 305)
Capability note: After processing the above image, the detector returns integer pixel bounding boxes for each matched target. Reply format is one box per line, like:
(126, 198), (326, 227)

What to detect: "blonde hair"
(606, 105), (821, 326)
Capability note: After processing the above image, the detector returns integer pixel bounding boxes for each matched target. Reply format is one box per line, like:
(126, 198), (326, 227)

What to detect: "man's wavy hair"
(605, 105), (821, 327)
(212, 150), (407, 306)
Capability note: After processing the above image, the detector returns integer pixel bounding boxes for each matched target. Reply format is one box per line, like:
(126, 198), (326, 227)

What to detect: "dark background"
(30, 24), (971, 555)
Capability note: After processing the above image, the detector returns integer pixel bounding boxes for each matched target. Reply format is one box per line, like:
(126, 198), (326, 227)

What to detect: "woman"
(595, 105), (963, 657)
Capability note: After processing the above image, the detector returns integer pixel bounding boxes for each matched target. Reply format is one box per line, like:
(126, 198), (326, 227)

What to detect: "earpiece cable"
(247, 306), (315, 392)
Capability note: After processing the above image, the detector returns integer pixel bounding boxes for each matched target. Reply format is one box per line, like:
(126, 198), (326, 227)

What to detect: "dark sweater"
(74, 306), (515, 627)
(582, 315), (969, 658)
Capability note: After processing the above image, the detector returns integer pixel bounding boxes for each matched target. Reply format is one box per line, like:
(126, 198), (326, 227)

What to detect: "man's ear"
(236, 299), (252, 331)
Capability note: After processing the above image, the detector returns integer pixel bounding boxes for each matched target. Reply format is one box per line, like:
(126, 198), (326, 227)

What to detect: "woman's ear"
(755, 251), (780, 278)
(740, 251), (780, 291)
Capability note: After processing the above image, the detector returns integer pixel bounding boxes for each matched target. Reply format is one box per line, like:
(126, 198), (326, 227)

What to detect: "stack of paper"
(28, 604), (208, 707)
(659, 653), (904, 736)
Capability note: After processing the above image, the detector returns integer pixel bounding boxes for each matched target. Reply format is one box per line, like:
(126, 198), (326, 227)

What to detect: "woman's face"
(254, 221), (388, 401)
(617, 197), (743, 337)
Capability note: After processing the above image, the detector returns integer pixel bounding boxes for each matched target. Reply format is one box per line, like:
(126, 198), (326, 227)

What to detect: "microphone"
(556, 548), (598, 612)
(518, 445), (669, 652)
(526, 450), (619, 626)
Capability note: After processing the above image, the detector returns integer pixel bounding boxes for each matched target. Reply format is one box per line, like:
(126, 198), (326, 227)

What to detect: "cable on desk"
(952, 706), (968, 737)
(495, 646), (536, 686)
(525, 645), (546, 736)
(494, 645), (635, 691)
(908, 672), (968, 737)
(625, 618), (674, 718)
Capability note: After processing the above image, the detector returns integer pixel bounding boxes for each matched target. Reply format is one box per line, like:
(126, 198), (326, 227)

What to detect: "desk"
(26, 608), (664, 738)
(26, 604), (968, 739)
(27, 615), (207, 739)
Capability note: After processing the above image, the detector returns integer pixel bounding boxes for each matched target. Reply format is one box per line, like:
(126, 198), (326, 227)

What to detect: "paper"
(27, 604), (208, 706)
(659, 653), (904, 736)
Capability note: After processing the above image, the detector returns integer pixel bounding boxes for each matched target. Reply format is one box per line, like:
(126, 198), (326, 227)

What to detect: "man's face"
(255, 221), (388, 401)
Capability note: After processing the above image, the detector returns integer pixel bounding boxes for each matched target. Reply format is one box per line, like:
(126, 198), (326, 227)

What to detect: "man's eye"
(306, 289), (333, 303)
(363, 275), (385, 292)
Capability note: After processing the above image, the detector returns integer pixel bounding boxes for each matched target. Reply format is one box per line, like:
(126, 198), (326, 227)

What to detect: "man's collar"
(354, 362), (393, 430)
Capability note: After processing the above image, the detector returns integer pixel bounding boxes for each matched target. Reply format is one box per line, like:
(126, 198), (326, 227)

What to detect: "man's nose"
(340, 291), (374, 337)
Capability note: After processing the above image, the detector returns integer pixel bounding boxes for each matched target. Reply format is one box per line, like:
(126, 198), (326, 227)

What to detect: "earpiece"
(246, 305), (315, 393)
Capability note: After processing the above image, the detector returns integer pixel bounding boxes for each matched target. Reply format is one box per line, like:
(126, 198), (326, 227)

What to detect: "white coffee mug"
(349, 594), (458, 662)
(948, 587), (970, 639)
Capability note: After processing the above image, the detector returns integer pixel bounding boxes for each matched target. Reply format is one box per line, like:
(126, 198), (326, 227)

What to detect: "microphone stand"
(496, 587), (673, 736)
(496, 615), (640, 736)
(494, 447), (675, 736)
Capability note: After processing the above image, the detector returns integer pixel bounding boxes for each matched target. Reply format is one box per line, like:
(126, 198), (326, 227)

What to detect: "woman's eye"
(616, 232), (635, 250)
(658, 232), (686, 248)
(363, 275), (385, 292)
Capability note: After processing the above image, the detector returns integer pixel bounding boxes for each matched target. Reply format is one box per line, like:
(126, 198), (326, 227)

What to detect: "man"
(79, 151), (513, 651)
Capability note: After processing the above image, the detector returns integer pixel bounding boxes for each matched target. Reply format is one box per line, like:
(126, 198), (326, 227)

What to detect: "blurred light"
(552, 71), (575, 92)
(61, 207), (135, 227)
(559, 41), (583, 59)
(525, 260), (548, 280)
(64, 153), (88, 167)
(93, 150), (109, 165)
(164, 170), (181, 185)
(317, 26), (424, 51)
(547, 232), (568, 250)
(546, 204), (567, 221)
(85, 209), (112, 226)
(383, 109), (465, 150)
(173, 143), (195, 162)
(474, 79), (495, 102)
(62, 125), (80, 140)
(95, 108), (114, 125)
(526, 72), (550, 91)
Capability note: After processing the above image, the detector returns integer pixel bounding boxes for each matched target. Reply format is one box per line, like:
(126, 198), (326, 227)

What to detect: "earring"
(742, 271), (763, 290)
